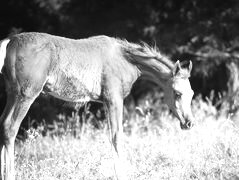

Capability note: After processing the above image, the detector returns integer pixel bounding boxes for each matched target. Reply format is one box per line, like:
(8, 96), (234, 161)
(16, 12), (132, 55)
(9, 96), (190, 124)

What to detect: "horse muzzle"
(180, 120), (193, 130)
(173, 109), (194, 130)
(179, 114), (194, 130)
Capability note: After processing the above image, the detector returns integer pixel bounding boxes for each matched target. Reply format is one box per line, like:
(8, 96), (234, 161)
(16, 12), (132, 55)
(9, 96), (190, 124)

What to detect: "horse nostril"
(186, 121), (193, 128)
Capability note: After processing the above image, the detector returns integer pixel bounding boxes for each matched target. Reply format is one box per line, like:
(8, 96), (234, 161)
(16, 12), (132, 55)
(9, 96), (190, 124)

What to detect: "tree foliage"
(0, 0), (239, 129)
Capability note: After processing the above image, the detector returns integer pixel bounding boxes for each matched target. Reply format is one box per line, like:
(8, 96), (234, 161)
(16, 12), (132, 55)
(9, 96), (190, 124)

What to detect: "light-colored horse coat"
(0, 32), (194, 180)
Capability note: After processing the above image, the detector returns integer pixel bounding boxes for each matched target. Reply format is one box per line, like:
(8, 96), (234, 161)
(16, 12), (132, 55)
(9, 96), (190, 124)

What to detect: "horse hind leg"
(0, 90), (38, 180)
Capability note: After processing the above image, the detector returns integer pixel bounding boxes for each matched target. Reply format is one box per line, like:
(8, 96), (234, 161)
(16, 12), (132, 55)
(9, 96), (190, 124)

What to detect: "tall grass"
(15, 94), (239, 180)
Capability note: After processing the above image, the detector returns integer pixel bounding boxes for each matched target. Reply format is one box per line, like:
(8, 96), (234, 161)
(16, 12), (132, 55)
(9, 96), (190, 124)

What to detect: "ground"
(15, 97), (239, 180)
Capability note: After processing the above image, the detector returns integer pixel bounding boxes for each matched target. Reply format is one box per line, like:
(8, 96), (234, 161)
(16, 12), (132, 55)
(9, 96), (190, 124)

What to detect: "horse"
(0, 32), (194, 180)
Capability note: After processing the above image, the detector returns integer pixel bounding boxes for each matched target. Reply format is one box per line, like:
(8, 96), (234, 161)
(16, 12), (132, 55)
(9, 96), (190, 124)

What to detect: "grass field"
(15, 96), (239, 180)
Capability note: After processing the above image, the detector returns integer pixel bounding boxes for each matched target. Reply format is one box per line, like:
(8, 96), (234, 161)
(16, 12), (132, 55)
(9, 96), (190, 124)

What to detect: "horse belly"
(44, 72), (101, 103)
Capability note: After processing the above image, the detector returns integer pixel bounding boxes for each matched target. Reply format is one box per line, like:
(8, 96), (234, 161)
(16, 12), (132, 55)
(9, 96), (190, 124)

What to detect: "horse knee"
(0, 124), (16, 146)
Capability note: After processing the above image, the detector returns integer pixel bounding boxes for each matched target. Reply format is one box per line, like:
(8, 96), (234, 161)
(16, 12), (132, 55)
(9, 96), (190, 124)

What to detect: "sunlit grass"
(15, 96), (239, 180)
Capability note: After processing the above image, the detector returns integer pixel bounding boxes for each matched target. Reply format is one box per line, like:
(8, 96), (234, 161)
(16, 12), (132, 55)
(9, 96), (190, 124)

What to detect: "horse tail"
(0, 39), (10, 73)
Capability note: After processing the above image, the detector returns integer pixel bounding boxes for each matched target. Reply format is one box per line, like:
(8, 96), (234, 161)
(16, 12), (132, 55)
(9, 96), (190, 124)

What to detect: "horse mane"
(117, 38), (174, 80)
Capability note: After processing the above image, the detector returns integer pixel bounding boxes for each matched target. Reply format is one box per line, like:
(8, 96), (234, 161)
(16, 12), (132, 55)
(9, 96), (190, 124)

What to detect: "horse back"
(4, 32), (139, 102)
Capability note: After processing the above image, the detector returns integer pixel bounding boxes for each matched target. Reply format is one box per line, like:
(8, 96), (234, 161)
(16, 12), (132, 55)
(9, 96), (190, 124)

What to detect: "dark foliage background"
(1, 0), (239, 134)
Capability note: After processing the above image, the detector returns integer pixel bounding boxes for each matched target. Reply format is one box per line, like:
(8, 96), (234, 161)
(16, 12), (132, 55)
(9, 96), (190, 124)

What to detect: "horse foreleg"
(1, 142), (14, 180)
(0, 145), (5, 180)
(105, 94), (128, 180)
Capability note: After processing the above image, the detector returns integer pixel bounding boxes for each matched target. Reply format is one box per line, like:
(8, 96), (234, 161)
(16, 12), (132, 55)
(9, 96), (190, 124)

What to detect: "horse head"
(164, 60), (195, 130)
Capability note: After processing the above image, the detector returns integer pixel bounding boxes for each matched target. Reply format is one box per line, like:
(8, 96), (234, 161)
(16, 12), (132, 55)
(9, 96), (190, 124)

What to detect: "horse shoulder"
(102, 39), (141, 97)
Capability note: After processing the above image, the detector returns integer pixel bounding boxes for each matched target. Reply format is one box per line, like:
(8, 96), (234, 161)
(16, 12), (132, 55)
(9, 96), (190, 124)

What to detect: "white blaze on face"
(172, 78), (194, 121)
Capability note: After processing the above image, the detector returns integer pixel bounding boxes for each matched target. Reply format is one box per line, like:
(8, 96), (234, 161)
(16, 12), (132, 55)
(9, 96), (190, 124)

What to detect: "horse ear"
(188, 60), (192, 74)
(173, 60), (181, 76)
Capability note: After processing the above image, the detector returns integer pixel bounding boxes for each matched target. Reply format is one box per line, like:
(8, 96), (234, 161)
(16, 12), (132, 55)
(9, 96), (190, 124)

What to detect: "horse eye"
(174, 91), (182, 100)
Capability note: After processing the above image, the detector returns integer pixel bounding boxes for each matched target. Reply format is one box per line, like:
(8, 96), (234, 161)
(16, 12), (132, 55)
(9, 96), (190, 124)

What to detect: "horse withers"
(0, 32), (194, 180)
